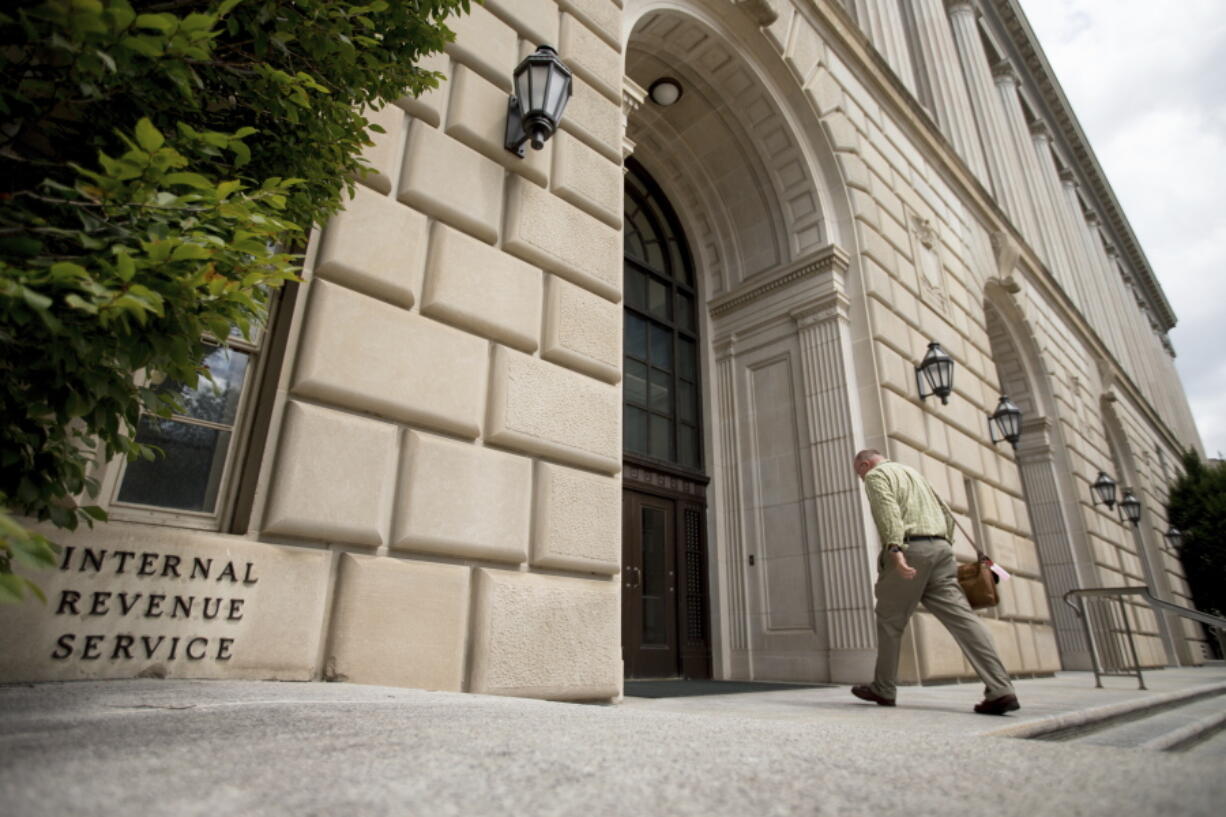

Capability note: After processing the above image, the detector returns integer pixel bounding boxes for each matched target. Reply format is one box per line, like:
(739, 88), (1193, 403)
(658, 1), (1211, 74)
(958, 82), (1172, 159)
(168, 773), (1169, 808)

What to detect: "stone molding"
(733, 0), (779, 27)
(709, 245), (851, 318)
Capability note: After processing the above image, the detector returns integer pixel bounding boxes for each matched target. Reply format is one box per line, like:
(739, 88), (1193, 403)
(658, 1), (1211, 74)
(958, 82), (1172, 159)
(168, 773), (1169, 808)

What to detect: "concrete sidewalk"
(1, 668), (1224, 817)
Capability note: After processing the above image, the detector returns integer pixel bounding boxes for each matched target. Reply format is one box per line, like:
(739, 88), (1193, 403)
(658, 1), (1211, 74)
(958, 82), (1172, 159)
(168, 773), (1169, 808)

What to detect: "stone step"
(1043, 690), (1226, 751)
(1183, 721), (1226, 758)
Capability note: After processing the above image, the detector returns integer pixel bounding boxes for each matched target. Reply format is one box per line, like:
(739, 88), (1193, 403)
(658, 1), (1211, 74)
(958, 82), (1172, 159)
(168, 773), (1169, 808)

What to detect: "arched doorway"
(621, 158), (712, 679)
(984, 288), (1095, 669)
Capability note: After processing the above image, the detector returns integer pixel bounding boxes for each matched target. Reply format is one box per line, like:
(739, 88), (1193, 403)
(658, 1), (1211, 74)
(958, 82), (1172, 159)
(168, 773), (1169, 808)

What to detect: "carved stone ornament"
(990, 230), (1021, 283)
(734, 0), (779, 27)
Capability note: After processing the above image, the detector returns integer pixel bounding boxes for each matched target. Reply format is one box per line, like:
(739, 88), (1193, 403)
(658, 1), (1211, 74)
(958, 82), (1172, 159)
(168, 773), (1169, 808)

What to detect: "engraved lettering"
(227, 599), (244, 621)
(51, 634), (75, 659)
(185, 637), (208, 660)
(81, 634), (104, 660)
(216, 638), (234, 661)
(202, 597), (222, 619)
(56, 590), (80, 615)
(242, 562), (258, 585)
(113, 551), (136, 574)
(145, 594), (165, 618)
(112, 635), (134, 659)
(118, 593), (143, 616)
(58, 545), (75, 571)
(217, 562), (237, 583)
(191, 558), (211, 580)
(89, 591), (111, 616)
(171, 596), (193, 618)
(81, 548), (105, 572)
(161, 555), (181, 578)
(167, 636), (180, 660)
(138, 552), (158, 576)
(141, 636), (165, 658)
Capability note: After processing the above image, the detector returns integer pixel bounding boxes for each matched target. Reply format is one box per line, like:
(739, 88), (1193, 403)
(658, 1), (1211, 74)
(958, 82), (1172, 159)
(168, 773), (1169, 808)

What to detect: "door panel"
(622, 492), (678, 679)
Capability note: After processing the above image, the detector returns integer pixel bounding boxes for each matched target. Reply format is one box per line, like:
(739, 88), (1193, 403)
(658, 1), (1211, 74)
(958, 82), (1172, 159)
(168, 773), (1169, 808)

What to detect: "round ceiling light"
(648, 77), (683, 106)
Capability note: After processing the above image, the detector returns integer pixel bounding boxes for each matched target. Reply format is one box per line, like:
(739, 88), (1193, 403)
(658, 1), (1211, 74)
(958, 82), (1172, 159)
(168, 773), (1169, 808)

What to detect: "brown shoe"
(974, 693), (1020, 715)
(851, 684), (896, 707)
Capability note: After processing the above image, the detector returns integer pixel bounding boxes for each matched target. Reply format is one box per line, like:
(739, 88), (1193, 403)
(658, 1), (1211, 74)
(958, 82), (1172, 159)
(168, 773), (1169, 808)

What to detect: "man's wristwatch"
(887, 545), (903, 554)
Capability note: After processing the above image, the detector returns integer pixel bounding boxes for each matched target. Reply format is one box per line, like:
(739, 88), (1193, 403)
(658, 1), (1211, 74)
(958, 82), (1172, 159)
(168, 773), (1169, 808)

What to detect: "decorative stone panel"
(468, 568), (619, 700)
(422, 222), (542, 352)
(314, 185), (427, 309)
(293, 280), (488, 438)
(505, 175), (620, 302)
(486, 346), (620, 474)
(532, 462), (620, 574)
(542, 275), (621, 383)
(325, 553), (469, 690)
(392, 431), (532, 564)
(0, 523), (330, 683)
(263, 400), (398, 546)
(398, 124), (504, 245)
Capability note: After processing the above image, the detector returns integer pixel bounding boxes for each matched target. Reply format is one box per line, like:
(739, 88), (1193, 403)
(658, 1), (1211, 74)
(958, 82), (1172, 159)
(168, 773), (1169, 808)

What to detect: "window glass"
(625, 313), (647, 361)
(625, 359), (648, 405)
(649, 414), (672, 461)
(625, 405), (648, 454)
(117, 418), (231, 513)
(649, 368), (672, 415)
(649, 324), (672, 371)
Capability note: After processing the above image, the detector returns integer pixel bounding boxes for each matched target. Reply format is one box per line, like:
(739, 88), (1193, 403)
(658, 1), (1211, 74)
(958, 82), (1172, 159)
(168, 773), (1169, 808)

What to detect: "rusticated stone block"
(326, 553), (469, 690)
(293, 280), (487, 438)
(445, 64), (550, 185)
(552, 131), (622, 228)
(486, 346), (620, 474)
(484, 0), (559, 48)
(392, 431), (532, 564)
(422, 222), (542, 352)
(314, 185), (427, 308)
(394, 50), (450, 127)
(444, 3), (518, 92)
(505, 176), (620, 302)
(559, 13), (622, 102)
(399, 124), (504, 245)
(532, 462), (620, 574)
(263, 400), (398, 546)
(354, 103), (405, 194)
(469, 568), (619, 700)
(542, 275), (620, 383)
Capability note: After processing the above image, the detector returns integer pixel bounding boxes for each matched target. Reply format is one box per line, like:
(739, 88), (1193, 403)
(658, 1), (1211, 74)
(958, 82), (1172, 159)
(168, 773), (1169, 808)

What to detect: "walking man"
(851, 449), (1020, 715)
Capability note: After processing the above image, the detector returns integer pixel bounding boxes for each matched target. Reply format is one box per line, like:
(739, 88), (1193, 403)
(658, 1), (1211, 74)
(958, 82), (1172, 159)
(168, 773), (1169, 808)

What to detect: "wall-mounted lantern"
(1163, 526), (1183, 550)
(915, 341), (954, 405)
(505, 45), (573, 158)
(1091, 470), (1117, 510)
(1118, 489), (1142, 528)
(987, 395), (1022, 449)
(648, 77), (683, 106)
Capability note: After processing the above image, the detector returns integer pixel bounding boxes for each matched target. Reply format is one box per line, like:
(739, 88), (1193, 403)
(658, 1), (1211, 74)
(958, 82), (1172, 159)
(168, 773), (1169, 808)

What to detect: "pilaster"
(853, 0), (919, 94)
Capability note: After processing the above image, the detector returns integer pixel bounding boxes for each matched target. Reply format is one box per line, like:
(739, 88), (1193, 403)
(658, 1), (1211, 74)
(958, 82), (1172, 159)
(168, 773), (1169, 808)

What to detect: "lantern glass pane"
(936, 358), (953, 390)
(544, 67), (568, 120)
(527, 63), (550, 111)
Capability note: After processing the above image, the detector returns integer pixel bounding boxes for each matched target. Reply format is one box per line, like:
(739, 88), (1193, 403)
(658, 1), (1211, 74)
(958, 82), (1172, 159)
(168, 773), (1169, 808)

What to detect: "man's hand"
(891, 550), (917, 580)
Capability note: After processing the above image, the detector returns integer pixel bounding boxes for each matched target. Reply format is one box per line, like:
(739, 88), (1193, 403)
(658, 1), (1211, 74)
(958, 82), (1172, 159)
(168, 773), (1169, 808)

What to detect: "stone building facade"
(0, 0), (1207, 700)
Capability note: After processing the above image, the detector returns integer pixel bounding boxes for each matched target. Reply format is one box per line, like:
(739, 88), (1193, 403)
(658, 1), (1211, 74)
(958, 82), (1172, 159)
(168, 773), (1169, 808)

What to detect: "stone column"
(945, 0), (1038, 243)
(1080, 212), (1130, 361)
(1055, 166), (1111, 337)
(714, 336), (750, 662)
(1024, 120), (1093, 314)
(993, 62), (1063, 272)
(854, 0), (919, 94)
(911, 0), (989, 183)
(790, 271), (877, 682)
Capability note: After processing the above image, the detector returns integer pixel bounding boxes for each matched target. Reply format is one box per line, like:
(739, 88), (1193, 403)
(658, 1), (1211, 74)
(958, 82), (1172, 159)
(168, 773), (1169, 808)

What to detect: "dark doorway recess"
(623, 680), (831, 699)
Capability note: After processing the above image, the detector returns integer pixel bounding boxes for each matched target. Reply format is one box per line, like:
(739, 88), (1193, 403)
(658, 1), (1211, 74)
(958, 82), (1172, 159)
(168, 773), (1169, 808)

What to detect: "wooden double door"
(621, 463), (712, 679)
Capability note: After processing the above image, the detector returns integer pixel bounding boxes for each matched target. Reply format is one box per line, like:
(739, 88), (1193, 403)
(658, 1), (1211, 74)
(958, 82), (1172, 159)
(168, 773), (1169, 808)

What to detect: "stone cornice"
(989, 0), (1176, 331)
(709, 244), (850, 317)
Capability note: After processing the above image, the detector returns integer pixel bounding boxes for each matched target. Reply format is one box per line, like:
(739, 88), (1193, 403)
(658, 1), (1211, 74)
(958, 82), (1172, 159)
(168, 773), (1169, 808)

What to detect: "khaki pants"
(870, 538), (1015, 700)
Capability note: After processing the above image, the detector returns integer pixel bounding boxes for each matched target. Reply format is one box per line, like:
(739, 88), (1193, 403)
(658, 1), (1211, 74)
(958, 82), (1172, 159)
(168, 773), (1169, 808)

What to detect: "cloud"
(1024, 0), (1226, 455)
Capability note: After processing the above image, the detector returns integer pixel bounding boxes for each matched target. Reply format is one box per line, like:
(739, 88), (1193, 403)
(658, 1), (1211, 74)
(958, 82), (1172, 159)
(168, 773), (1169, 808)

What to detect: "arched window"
(623, 159), (702, 471)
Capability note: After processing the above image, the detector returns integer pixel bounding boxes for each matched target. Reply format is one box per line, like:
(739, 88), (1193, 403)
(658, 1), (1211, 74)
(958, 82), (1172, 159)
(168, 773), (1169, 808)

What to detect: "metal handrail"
(1063, 586), (1226, 689)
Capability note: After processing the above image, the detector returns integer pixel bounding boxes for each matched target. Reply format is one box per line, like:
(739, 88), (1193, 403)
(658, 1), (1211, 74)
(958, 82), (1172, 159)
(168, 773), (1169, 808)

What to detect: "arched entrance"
(621, 158), (713, 679)
(622, 3), (879, 684)
(984, 286), (1095, 669)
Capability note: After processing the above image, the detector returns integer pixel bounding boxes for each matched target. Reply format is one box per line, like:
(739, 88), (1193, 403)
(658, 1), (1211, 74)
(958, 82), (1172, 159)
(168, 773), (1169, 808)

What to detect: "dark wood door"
(622, 491), (678, 678)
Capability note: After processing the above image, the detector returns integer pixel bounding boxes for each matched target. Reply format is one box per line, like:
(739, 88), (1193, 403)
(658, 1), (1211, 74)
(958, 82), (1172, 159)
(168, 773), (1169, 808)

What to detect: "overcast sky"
(1020, 0), (1226, 458)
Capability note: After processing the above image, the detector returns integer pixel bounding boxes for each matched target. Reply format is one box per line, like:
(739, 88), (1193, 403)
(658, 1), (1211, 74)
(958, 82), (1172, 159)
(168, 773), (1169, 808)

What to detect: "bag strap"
(924, 478), (990, 563)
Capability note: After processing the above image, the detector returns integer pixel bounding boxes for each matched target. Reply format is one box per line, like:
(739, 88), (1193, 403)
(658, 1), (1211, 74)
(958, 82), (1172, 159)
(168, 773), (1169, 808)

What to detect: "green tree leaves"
(1168, 451), (1226, 625)
(1, 0), (468, 601)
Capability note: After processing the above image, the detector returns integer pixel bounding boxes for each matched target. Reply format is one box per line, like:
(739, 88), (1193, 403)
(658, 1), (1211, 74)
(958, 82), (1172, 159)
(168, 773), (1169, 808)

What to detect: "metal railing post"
(1080, 595), (1104, 688)
(1117, 596), (1145, 690)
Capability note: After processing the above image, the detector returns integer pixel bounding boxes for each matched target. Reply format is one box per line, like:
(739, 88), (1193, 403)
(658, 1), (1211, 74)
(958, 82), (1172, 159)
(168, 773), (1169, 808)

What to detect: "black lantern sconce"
(505, 45), (573, 158)
(987, 395), (1023, 449)
(915, 341), (955, 405)
(1118, 489), (1142, 528)
(1163, 526), (1183, 551)
(1090, 470), (1117, 510)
